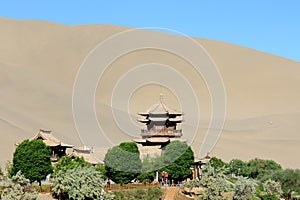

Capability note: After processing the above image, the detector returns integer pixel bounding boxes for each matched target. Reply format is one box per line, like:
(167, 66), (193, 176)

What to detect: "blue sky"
(1, 1), (299, 61)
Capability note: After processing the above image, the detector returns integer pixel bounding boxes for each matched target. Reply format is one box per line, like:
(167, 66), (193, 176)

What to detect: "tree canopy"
(209, 157), (228, 170)
(160, 140), (194, 182)
(262, 179), (283, 199)
(11, 139), (53, 185)
(53, 156), (90, 175)
(104, 142), (142, 184)
(1, 171), (38, 200)
(198, 165), (230, 200)
(228, 158), (282, 179)
(264, 169), (300, 199)
(137, 158), (156, 183)
(51, 166), (113, 200)
(246, 158), (282, 180)
(229, 159), (248, 177)
(233, 177), (257, 200)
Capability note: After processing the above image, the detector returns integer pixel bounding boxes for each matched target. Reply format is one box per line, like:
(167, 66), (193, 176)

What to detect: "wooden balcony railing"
(141, 129), (182, 137)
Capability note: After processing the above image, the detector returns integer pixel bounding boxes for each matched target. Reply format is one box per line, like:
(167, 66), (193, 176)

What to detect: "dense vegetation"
(137, 158), (156, 183)
(183, 156), (300, 200)
(227, 158), (282, 179)
(183, 164), (284, 200)
(198, 165), (230, 199)
(53, 156), (90, 175)
(4, 138), (300, 200)
(51, 166), (113, 200)
(1, 171), (38, 200)
(104, 140), (194, 184)
(11, 140), (53, 185)
(262, 168), (300, 199)
(104, 142), (142, 184)
(160, 140), (194, 182)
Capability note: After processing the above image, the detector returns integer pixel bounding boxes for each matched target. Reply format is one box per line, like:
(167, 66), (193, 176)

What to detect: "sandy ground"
(39, 194), (55, 200)
(0, 17), (299, 170)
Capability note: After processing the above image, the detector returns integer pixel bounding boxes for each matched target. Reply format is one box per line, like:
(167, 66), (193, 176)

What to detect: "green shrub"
(5, 161), (13, 179)
(112, 187), (163, 200)
(51, 166), (113, 200)
(262, 179), (282, 199)
(53, 156), (90, 175)
(129, 188), (144, 199)
(198, 165), (230, 200)
(113, 190), (125, 199)
(147, 187), (163, 199)
(259, 194), (279, 200)
(233, 177), (257, 200)
(262, 169), (300, 199)
(1, 171), (38, 200)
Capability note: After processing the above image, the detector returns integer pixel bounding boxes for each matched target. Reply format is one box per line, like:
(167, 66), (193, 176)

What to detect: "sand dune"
(0, 17), (299, 169)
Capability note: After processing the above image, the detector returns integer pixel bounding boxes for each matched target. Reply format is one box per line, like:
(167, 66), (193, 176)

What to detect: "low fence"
(37, 185), (51, 193)
(1, 185), (51, 195)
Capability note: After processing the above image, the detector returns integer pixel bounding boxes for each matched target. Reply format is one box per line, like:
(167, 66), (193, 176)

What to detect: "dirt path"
(163, 187), (179, 200)
(39, 193), (55, 200)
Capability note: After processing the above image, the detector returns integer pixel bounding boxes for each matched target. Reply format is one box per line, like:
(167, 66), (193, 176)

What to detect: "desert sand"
(0, 17), (299, 169)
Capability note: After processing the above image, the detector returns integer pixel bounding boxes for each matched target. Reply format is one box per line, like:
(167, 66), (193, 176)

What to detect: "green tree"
(104, 142), (142, 184)
(247, 158), (282, 180)
(11, 140), (53, 185)
(265, 169), (300, 199)
(53, 156), (90, 175)
(138, 158), (156, 183)
(51, 166), (113, 200)
(160, 141), (194, 183)
(1, 171), (38, 200)
(94, 164), (107, 179)
(198, 165), (230, 200)
(233, 177), (257, 200)
(209, 157), (228, 170)
(229, 159), (248, 177)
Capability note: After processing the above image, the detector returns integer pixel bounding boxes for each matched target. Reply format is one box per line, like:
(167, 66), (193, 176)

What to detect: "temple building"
(17, 129), (108, 165)
(69, 146), (105, 165)
(31, 129), (73, 162)
(133, 94), (186, 158)
(193, 154), (211, 180)
(137, 94), (183, 139)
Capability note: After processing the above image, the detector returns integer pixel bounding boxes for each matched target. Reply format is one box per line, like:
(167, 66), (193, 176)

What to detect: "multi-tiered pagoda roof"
(137, 94), (183, 138)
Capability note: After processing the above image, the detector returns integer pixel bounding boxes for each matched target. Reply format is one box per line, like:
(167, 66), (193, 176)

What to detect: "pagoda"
(138, 94), (183, 138)
(134, 94), (184, 151)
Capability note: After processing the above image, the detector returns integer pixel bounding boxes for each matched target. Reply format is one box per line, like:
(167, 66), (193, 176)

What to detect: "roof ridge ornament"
(39, 129), (51, 134)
